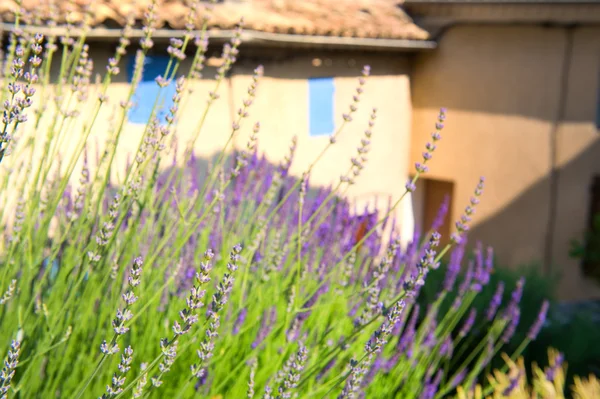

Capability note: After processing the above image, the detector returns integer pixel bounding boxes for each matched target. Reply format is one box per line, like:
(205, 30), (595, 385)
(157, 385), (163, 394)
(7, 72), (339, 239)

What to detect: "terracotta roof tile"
(0, 0), (429, 40)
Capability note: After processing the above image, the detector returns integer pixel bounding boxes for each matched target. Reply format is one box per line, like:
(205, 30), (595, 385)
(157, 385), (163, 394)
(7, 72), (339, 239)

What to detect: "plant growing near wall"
(0, 0), (552, 398)
(569, 213), (600, 283)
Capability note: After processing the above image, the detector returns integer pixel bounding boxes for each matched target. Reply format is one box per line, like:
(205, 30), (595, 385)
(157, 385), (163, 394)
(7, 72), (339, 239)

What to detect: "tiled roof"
(0, 0), (430, 41)
(404, 0), (595, 3)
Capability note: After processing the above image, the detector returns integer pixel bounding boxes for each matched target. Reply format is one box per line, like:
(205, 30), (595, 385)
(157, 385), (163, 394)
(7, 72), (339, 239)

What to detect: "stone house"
(1, 0), (599, 300)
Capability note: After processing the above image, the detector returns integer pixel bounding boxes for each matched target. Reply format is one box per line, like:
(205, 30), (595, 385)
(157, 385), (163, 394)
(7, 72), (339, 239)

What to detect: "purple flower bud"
(485, 247), (494, 274)
(486, 282), (504, 321)
(458, 309), (477, 337)
(502, 308), (520, 343)
(545, 353), (564, 382)
(362, 65), (371, 77)
(421, 370), (443, 399)
(449, 369), (467, 389)
(443, 241), (466, 292)
(509, 277), (525, 306)
(503, 370), (521, 396)
(440, 337), (453, 358)
(252, 307), (276, 349)
(457, 260), (474, 297)
(232, 308), (247, 335)
(316, 358), (337, 381)
(415, 162), (429, 173)
(450, 232), (463, 244)
(527, 300), (549, 340)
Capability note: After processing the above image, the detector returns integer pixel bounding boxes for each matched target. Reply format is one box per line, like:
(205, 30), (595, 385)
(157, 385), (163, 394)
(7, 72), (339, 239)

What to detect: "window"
(127, 55), (176, 124)
(308, 77), (335, 137)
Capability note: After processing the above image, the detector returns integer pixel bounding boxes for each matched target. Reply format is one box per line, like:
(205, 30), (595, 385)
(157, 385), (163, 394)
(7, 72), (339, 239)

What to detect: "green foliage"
(0, 3), (553, 399)
(569, 213), (600, 283)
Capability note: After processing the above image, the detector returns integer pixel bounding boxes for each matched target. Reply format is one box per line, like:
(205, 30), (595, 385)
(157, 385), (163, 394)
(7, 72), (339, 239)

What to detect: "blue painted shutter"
(127, 55), (176, 124)
(308, 77), (335, 136)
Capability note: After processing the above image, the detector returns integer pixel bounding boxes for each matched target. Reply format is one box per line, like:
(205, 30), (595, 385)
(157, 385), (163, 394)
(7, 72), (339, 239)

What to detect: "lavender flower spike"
(421, 370), (443, 399)
(252, 307), (276, 349)
(486, 282), (504, 321)
(451, 177), (486, 244)
(430, 195), (450, 233)
(502, 370), (522, 396)
(527, 300), (549, 340)
(276, 343), (308, 399)
(232, 308), (248, 335)
(545, 352), (565, 382)
(502, 308), (521, 343)
(443, 241), (467, 292)
(458, 309), (477, 338)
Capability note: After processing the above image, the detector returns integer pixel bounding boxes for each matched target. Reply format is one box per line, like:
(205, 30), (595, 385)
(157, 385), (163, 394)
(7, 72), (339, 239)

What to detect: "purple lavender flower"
(195, 369), (209, 390)
(449, 369), (467, 389)
(440, 337), (453, 358)
(545, 352), (564, 382)
(421, 370), (443, 399)
(451, 260), (474, 310)
(486, 282), (504, 321)
(502, 370), (521, 396)
(316, 358), (337, 381)
(458, 309), (477, 338)
(430, 195), (450, 233)
(394, 305), (419, 359)
(276, 343), (308, 398)
(252, 307), (276, 349)
(502, 308), (521, 343)
(471, 242), (485, 292)
(485, 247), (494, 275)
(501, 277), (525, 343)
(527, 300), (549, 340)
(362, 355), (384, 387)
(443, 240), (467, 292)
(511, 277), (525, 305)
(232, 308), (248, 335)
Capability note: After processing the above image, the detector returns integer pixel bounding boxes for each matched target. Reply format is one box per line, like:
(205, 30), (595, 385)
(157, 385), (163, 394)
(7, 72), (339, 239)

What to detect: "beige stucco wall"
(411, 25), (600, 301)
(229, 54), (414, 241)
(7, 47), (414, 248)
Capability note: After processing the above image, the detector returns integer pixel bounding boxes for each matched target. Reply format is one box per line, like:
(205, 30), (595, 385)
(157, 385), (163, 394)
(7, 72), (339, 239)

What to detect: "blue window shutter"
(308, 77), (335, 136)
(127, 55), (176, 124)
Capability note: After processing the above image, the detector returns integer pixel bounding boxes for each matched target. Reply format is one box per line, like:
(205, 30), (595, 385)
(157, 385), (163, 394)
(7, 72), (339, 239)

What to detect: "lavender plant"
(0, 1), (551, 398)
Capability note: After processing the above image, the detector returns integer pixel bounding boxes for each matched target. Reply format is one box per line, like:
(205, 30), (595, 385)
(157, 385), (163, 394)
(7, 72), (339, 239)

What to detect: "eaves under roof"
(0, 0), (440, 51)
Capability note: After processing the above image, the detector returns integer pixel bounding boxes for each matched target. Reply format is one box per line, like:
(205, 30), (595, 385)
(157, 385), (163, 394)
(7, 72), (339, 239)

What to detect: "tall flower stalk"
(0, 3), (551, 399)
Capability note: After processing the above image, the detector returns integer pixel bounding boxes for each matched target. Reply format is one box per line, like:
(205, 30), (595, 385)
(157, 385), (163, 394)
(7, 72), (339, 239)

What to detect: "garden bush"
(421, 262), (600, 391)
(0, 1), (554, 398)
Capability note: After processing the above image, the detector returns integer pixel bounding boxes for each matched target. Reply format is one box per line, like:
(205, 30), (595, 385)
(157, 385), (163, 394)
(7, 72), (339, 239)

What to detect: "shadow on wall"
(410, 25), (597, 123)
(409, 25), (600, 300)
(468, 138), (600, 300)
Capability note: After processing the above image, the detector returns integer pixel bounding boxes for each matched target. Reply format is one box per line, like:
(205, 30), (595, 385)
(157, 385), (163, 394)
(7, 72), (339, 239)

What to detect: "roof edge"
(0, 24), (438, 51)
(404, 0), (598, 3)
